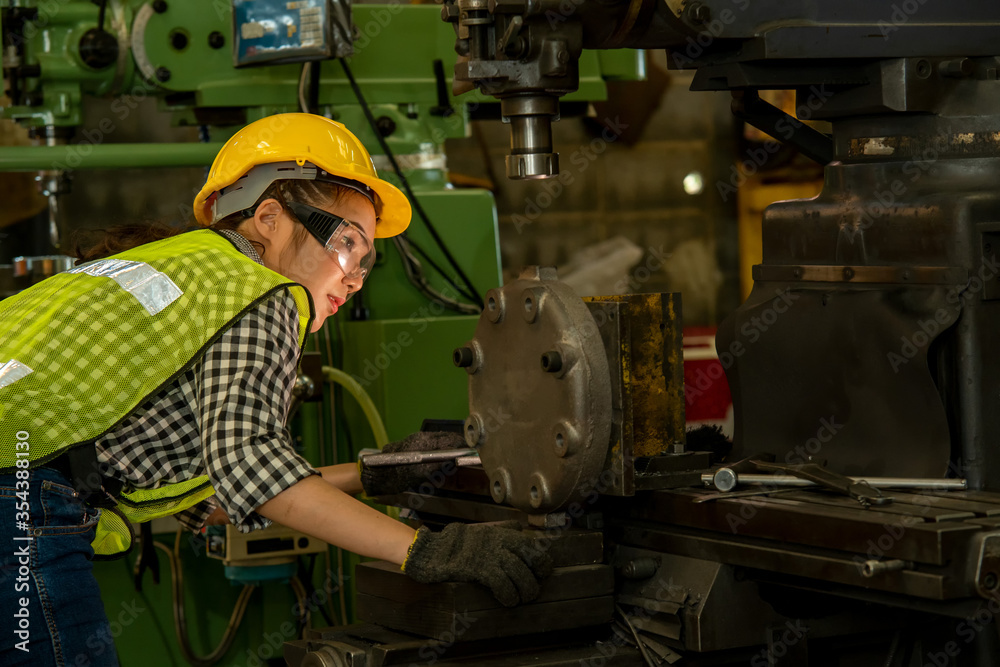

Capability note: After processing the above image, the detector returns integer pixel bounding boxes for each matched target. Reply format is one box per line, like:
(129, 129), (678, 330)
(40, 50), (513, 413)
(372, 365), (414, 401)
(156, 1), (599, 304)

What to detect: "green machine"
(0, 1), (643, 664)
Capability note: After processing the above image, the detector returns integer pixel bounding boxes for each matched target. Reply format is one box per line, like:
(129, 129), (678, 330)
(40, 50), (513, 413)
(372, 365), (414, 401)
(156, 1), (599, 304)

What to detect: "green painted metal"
(0, 2), (644, 133)
(364, 187), (502, 320)
(0, 142), (224, 170)
(339, 316), (479, 447)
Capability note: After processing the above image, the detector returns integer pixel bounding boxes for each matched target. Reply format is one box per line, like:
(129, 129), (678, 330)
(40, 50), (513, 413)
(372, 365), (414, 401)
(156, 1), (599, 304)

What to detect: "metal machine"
(7, 0), (1000, 665)
(285, 3), (1000, 667)
(0, 2), (643, 665)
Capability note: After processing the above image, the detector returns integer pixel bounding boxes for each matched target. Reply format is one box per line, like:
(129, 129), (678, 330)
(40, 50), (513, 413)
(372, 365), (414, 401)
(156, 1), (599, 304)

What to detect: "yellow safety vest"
(0, 230), (313, 557)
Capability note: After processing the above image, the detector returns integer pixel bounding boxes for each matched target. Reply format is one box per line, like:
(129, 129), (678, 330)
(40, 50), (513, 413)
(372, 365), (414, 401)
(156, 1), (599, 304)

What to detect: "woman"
(0, 113), (549, 666)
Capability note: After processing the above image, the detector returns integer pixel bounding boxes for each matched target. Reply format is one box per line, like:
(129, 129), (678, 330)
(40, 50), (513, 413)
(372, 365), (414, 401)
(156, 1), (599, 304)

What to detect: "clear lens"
(325, 219), (376, 281)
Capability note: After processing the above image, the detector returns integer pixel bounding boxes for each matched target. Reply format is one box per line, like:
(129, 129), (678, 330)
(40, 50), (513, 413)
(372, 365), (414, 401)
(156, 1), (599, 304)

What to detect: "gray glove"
(402, 521), (553, 607)
(360, 431), (466, 497)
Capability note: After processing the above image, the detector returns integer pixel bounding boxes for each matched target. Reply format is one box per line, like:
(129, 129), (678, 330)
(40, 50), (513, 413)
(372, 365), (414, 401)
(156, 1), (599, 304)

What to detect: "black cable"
(405, 236), (479, 303)
(338, 58), (484, 309)
(96, 0), (108, 32)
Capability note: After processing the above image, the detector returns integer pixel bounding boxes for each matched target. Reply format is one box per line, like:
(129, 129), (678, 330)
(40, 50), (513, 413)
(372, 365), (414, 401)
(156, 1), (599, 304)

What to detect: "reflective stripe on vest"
(0, 230), (314, 557)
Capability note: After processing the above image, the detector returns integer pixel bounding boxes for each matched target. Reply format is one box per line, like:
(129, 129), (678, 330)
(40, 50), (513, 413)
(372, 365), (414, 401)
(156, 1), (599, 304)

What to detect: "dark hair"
(72, 179), (373, 263)
(73, 222), (190, 264)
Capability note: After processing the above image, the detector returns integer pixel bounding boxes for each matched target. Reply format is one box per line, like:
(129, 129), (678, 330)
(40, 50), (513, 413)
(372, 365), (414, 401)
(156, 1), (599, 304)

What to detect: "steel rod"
(700, 474), (968, 490)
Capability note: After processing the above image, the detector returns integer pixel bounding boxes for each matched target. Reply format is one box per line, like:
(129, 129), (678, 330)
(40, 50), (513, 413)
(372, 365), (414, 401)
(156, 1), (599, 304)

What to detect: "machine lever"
(752, 461), (892, 507)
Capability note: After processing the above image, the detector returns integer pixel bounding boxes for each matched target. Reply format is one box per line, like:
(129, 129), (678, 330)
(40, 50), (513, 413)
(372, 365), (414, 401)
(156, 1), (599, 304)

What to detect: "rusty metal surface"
(584, 292), (685, 496)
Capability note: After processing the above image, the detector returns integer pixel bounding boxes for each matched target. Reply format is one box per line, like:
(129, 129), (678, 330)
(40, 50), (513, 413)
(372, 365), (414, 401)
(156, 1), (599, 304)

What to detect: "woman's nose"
(342, 271), (363, 292)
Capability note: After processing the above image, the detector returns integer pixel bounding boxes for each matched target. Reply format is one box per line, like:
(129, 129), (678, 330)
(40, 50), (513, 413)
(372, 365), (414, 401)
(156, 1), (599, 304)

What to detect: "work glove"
(402, 521), (553, 607)
(359, 431), (466, 497)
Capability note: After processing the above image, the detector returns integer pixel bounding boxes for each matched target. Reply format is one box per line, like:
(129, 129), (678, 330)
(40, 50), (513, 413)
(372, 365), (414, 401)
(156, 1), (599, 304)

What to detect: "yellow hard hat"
(193, 113), (411, 238)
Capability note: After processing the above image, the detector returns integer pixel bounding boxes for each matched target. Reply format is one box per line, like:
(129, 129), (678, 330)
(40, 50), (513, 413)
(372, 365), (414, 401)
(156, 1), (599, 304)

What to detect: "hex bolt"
(155, 67), (171, 83)
(453, 346), (474, 367)
(690, 3), (710, 24)
(208, 31), (225, 49)
(152, 0), (168, 13)
(541, 351), (562, 373)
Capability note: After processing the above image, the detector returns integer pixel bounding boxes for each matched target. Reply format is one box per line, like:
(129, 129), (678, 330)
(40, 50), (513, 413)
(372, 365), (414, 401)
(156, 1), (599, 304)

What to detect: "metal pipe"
(0, 143), (225, 171)
(700, 474), (968, 490)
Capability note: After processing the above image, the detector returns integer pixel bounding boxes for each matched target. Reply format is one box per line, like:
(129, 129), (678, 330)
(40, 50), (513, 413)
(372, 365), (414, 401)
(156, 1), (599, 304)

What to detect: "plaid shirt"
(95, 230), (318, 532)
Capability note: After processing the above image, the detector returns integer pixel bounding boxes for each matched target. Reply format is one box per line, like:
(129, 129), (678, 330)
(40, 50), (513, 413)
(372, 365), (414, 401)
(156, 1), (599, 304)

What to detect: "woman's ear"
(252, 198), (284, 240)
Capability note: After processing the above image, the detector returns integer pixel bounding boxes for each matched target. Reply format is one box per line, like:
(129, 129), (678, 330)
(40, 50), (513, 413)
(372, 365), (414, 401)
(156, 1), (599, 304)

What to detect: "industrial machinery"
(284, 3), (1000, 667)
(0, 1), (644, 665)
(7, 0), (1000, 665)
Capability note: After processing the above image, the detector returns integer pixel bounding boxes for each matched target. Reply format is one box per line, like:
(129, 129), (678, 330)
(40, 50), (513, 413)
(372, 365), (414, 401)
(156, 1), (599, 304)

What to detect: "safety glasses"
(286, 201), (376, 282)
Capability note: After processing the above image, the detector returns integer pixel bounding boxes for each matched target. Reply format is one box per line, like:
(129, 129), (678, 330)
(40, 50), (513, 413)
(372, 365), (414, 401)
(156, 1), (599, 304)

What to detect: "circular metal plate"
(465, 267), (612, 513)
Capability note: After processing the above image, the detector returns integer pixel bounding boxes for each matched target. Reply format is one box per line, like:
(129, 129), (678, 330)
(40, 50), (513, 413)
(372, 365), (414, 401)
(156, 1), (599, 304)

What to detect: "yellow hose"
(321, 365), (389, 447)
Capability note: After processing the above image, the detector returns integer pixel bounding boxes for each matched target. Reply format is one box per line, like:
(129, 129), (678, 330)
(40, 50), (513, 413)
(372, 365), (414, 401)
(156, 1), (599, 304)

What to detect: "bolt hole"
(530, 485), (539, 501)
(524, 296), (533, 313)
(488, 296), (497, 311)
(169, 29), (188, 51)
(555, 432), (565, 450)
(916, 59), (932, 78)
(493, 480), (502, 497)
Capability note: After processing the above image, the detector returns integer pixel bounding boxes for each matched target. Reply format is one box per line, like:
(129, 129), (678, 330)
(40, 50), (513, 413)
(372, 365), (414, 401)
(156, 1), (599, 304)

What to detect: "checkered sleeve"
(199, 289), (318, 533)
(174, 497), (216, 533)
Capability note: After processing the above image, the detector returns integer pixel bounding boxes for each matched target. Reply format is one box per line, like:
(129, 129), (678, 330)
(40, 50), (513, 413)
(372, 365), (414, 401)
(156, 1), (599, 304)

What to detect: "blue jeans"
(0, 466), (118, 666)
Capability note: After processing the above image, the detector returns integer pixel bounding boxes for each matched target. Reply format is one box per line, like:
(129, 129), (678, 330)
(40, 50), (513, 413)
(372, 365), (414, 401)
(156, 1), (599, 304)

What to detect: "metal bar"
(753, 264), (967, 285)
(612, 522), (964, 600)
(360, 449), (479, 466)
(731, 89), (834, 164)
(701, 474), (968, 490)
(0, 143), (225, 170)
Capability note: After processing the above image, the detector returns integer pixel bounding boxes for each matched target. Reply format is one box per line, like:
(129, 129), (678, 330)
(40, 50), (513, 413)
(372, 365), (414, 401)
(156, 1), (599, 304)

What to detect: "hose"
(152, 529), (256, 666)
(321, 365), (389, 447)
(289, 575), (311, 637)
